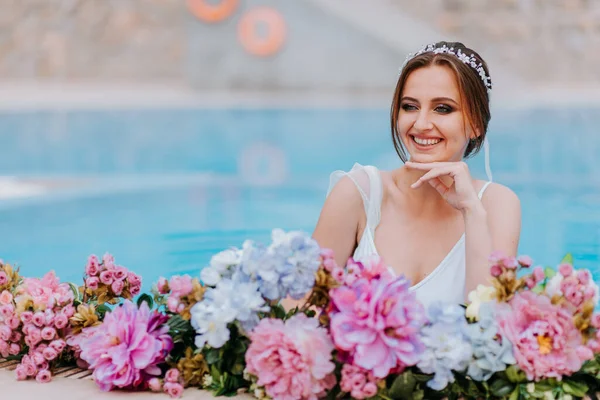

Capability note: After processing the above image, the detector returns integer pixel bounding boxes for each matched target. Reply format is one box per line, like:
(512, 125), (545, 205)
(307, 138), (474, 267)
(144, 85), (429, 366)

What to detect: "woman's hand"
(405, 161), (480, 212)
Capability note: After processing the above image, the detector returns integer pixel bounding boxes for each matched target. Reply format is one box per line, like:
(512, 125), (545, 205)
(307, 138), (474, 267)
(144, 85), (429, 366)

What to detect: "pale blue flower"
(465, 301), (516, 381)
(190, 278), (268, 348)
(417, 302), (473, 390)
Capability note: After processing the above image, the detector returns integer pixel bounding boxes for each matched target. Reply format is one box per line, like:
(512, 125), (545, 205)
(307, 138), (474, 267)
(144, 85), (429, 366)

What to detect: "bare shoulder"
(477, 181), (521, 210)
(326, 175), (364, 208)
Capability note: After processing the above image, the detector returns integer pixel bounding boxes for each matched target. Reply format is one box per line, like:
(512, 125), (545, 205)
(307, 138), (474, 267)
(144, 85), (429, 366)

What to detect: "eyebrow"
(401, 96), (459, 105)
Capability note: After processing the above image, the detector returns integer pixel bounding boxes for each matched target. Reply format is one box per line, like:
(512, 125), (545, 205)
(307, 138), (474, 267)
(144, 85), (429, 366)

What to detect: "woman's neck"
(392, 165), (452, 213)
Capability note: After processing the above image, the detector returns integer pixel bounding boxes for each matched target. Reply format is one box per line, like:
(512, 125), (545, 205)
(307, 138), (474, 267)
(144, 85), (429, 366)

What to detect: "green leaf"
(560, 253), (574, 265)
(388, 371), (417, 400)
(544, 267), (556, 279)
(230, 362), (244, 376)
(272, 304), (286, 320)
(205, 348), (221, 365)
(562, 380), (589, 397)
(509, 387), (519, 400)
(136, 293), (154, 309)
(490, 379), (515, 397)
(412, 389), (424, 400)
(506, 365), (527, 383)
(68, 282), (81, 302)
(534, 380), (556, 392)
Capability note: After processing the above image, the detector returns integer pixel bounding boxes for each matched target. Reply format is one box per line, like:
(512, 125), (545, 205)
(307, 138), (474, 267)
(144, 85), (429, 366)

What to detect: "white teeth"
(413, 136), (441, 146)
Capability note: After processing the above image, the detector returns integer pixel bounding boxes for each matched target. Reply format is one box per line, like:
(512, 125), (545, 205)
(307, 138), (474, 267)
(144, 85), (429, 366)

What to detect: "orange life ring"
(187, 0), (238, 23)
(237, 7), (286, 57)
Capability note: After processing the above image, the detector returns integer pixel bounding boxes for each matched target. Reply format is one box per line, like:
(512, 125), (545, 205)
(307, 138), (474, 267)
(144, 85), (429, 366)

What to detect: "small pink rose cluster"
(156, 275), (194, 313)
(0, 291), (22, 358)
(148, 368), (185, 398)
(10, 272), (76, 383)
(84, 254), (141, 298)
(546, 263), (599, 311)
(340, 364), (379, 399)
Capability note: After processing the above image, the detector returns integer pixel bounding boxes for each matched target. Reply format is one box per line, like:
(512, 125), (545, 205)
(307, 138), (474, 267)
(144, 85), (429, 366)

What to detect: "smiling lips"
(411, 135), (442, 146)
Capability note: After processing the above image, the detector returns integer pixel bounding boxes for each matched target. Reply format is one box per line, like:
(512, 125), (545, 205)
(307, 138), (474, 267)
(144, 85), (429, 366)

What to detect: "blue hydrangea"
(199, 229), (321, 301)
(464, 301), (516, 381)
(417, 302), (473, 390)
(190, 278), (268, 348)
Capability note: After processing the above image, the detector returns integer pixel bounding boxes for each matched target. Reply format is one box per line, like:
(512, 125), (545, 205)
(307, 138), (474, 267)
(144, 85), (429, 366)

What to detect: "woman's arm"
(312, 176), (363, 268)
(281, 177), (362, 311)
(463, 183), (521, 293)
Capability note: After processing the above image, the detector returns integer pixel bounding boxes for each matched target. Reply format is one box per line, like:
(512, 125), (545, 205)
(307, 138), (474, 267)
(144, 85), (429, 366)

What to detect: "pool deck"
(0, 368), (251, 400)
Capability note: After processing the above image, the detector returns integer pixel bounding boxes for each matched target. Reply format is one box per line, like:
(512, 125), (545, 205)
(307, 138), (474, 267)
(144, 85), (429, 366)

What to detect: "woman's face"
(397, 65), (476, 163)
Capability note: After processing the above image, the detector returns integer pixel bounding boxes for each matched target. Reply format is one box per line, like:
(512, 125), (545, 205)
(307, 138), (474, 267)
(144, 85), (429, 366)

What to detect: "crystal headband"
(400, 44), (492, 94)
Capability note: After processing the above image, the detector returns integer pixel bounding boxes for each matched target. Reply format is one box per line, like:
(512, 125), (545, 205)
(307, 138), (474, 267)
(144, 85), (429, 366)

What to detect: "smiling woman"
(312, 41), (521, 310)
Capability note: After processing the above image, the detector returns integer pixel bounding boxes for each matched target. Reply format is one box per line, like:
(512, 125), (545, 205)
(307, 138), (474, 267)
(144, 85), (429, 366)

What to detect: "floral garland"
(1, 229), (600, 400)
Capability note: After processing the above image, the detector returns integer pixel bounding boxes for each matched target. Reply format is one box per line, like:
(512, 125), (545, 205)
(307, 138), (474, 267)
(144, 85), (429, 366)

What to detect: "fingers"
(410, 166), (456, 189)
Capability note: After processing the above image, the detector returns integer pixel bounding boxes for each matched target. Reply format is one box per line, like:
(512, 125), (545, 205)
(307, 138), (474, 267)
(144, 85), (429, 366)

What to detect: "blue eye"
(435, 104), (453, 114)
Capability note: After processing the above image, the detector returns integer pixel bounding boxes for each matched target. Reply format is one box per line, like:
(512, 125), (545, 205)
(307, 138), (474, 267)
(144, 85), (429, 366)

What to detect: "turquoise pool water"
(0, 108), (598, 289)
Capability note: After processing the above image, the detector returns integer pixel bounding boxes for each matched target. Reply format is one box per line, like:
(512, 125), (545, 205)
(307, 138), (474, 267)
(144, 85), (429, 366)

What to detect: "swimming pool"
(0, 108), (598, 289)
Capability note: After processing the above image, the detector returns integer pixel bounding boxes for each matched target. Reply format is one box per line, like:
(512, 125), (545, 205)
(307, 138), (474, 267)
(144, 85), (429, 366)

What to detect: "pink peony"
(78, 300), (173, 391)
(328, 273), (426, 378)
(496, 291), (593, 381)
(245, 314), (336, 400)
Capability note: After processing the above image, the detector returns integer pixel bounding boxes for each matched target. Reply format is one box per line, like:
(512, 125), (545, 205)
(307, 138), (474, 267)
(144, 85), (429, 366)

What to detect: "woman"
(312, 41), (521, 308)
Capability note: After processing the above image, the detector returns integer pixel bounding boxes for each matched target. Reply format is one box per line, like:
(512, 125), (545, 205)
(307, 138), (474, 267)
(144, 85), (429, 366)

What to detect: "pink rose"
(27, 327), (42, 346)
(50, 339), (66, 353)
(0, 325), (11, 341)
(0, 304), (14, 318)
(111, 279), (124, 296)
(558, 263), (573, 277)
(32, 351), (45, 366)
(114, 267), (128, 281)
(32, 312), (45, 327)
(517, 255), (533, 268)
(41, 327), (57, 341)
(7, 315), (20, 330)
(0, 271), (8, 286)
(148, 377), (162, 392)
(157, 277), (169, 294)
(167, 297), (180, 313)
(42, 347), (58, 361)
(130, 283), (141, 296)
(54, 313), (68, 329)
(102, 253), (115, 270)
(10, 331), (21, 342)
(62, 305), (75, 318)
(490, 264), (502, 277)
(169, 276), (193, 298)
(0, 290), (13, 305)
(15, 365), (27, 381)
(86, 255), (100, 276)
(35, 369), (52, 383)
(86, 277), (99, 290)
(8, 343), (20, 355)
(20, 311), (33, 324)
(163, 382), (184, 399)
(128, 272), (142, 287)
(165, 368), (180, 383)
(532, 266), (545, 283)
(100, 271), (114, 285)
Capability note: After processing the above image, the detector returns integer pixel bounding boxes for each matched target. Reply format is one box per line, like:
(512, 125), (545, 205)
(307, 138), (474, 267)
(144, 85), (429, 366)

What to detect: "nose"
(413, 110), (433, 132)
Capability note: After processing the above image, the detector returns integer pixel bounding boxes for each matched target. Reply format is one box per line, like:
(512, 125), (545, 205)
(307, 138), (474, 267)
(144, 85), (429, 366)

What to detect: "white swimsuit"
(327, 163), (492, 309)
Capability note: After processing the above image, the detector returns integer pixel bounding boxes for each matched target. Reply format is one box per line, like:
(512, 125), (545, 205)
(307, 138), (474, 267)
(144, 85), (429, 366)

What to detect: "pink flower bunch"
(339, 256), (394, 287)
(148, 368), (185, 398)
(14, 303), (74, 382)
(16, 271), (74, 310)
(245, 314), (337, 400)
(496, 291), (593, 381)
(0, 290), (22, 358)
(320, 249), (345, 284)
(156, 275), (194, 313)
(587, 314), (600, 353)
(339, 364), (379, 399)
(328, 271), (425, 379)
(84, 254), (142, 299)
(77, 300), (173, 392)
(545, 263), (599, 311)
